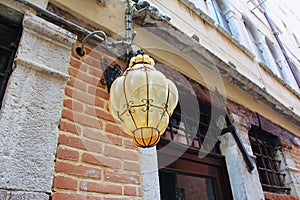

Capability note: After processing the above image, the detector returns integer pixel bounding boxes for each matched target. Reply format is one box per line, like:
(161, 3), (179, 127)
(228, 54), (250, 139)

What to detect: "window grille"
(0, 17), (22, 109)
(249, 128), (290, 194)
(162, 103), (221, 154)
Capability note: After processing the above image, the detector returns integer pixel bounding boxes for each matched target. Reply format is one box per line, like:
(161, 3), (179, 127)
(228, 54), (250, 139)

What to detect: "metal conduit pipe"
(126, 0), (133, 44)
(257, 0), (300, 90)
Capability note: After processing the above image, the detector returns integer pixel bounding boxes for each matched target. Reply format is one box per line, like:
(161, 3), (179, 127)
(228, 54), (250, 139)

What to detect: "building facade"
(0, 0), (299, 199)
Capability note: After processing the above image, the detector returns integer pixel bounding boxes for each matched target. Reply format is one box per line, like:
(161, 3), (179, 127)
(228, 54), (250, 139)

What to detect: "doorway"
(157, 139), (233, 200)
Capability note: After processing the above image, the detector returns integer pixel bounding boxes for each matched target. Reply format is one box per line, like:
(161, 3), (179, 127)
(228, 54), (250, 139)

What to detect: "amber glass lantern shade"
(109, 54), (179, 147)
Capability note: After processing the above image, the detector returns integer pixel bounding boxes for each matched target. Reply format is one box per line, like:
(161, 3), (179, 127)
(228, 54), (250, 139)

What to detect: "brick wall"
(264, 192), (299, 200)
(52, 44), (142, 200)
(291, 144), (300, 174)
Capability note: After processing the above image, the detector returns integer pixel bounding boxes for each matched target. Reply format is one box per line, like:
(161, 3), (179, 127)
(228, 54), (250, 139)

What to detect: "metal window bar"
(162, 106), (221, 154)
(262, 139), (283, 187)
(249, 131), (290, 194)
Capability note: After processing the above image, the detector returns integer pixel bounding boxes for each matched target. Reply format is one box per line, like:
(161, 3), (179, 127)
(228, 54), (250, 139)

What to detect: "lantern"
(109, 54), (178, 147)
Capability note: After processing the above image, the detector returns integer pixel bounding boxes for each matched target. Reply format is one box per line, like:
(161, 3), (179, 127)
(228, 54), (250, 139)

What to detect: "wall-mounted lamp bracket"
(75, 0), (139, 93)
(100, 58), (122, 92)
(76, 31), (107, 56)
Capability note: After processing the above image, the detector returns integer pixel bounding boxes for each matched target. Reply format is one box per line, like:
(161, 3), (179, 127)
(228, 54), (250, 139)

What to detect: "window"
(211, 0), (232, 34)
(0, 8), (22, 109)
(162, 102), (221, 154)
(249, 127), (290, 194)
(289, 60), (300, 89)
(292, 33), (300, 48)
(265, 37), (283, 77)
(244, 22), (265, 62)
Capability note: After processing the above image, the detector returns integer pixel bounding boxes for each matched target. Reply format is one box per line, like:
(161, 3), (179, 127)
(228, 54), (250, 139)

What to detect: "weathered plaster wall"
(49, 0), (126, 35)
(28, 0), (49, 8)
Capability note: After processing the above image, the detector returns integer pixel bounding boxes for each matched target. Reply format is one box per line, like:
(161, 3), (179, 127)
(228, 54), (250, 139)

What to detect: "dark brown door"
(157, 142), (233, 200)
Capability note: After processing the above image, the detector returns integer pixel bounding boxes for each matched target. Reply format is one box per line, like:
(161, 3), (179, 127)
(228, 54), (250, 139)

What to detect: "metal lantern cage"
(109, 54), (178, 147)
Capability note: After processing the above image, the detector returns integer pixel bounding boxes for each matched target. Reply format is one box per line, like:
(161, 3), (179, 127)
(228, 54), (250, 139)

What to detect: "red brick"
(56, 146), (80, 161)
(88, 85), (109, 100)
(123, 139), (137, 150)
(58, 134), (102, 153)
(64, 99), (84, 112)
(53, 175), (78, 190)
(105, 124), (129, 138)
(64, 87), (73, 98)
(80, 180), (122, 195)
(264, 192), (299, 200)
(104, 170), (140, 184)
(65, 87), (98, 106)
(83, 139), (103, 153)
(61, 109), (73, 121)
(61, 110), (102, 129)
(103, 198), (130, 200)
(123, 161), (140, 172)
(86, 49), (101, 60)
(55, 160), (102, 179)
(58, 134), (85, 149)
(59, 121), (81, 135)
(83, 57), (101, 68)
(95, 98), (105, 108)
(88, 67), (103, 78)
(52, 192), (103, 200)
(67, 77), (87, 91)
(124, 186), (142, 197)
(84, 128), (122, 146)
(82, 152), (122, 169)
(70, 57), (87, 71)
(86, 106), (115, 122)
(104, 145), (138, 161)
(68, 67), (99, 85)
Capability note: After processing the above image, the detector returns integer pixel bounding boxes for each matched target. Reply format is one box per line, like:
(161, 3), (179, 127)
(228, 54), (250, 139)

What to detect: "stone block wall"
(51, 44), (143, 199)
(0, 13), (76, 200)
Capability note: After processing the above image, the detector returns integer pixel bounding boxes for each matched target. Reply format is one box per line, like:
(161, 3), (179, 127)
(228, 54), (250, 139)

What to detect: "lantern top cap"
(129, 54), (155, 68)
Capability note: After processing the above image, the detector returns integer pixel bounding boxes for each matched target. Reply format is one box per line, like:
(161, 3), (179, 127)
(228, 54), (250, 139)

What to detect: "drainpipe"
(215, 89), (255, 172)
(257, 0), (300, 90)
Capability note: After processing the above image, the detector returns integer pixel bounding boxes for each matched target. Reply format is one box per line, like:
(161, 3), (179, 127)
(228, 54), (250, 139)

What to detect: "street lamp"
(77, 0), (178, 147)
(109, 53), (178, 147)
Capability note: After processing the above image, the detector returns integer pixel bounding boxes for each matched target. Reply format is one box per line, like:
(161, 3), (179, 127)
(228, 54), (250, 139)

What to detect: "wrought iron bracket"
(100, 58), (121, 92)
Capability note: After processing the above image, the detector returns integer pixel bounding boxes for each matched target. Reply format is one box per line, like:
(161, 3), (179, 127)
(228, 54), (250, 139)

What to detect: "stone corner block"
(23, 12), (77, 46)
